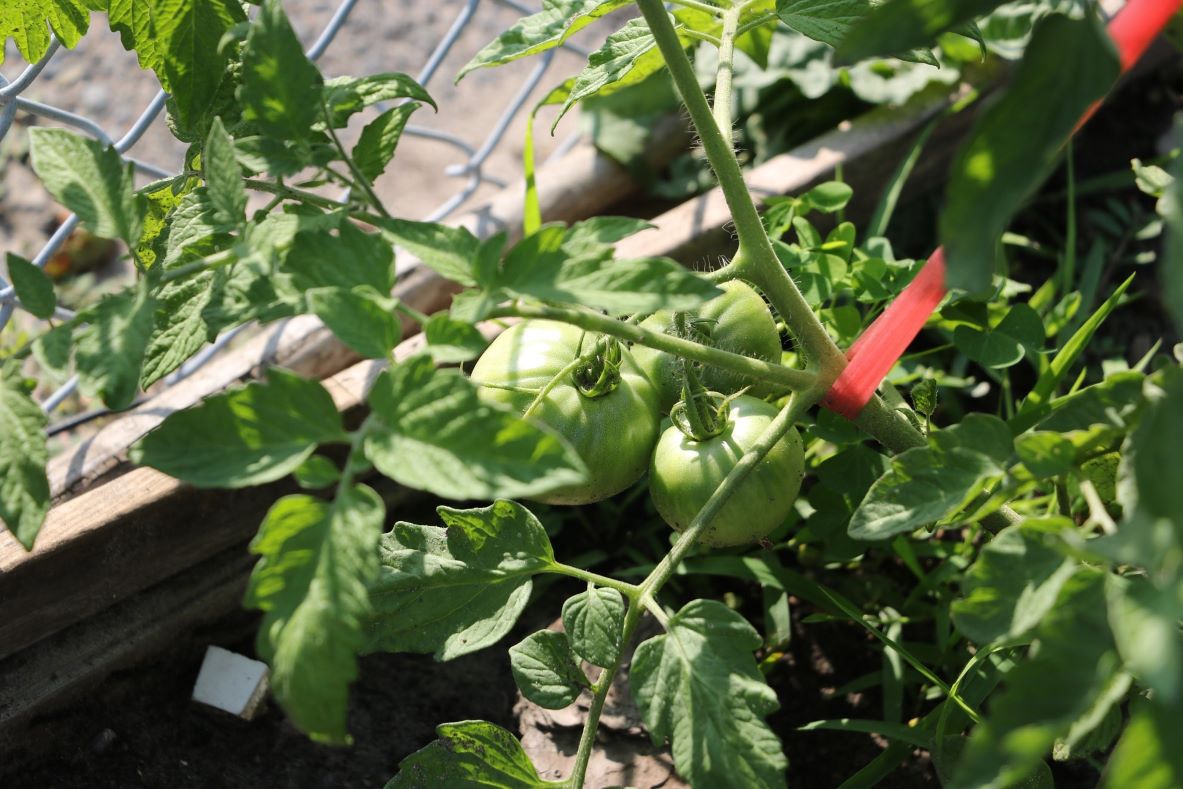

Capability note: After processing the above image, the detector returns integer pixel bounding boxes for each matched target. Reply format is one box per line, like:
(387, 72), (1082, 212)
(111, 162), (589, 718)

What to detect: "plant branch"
(550, 563), (642, 598)
(490, 301), (817, 392)
(321, 99), (391, 219)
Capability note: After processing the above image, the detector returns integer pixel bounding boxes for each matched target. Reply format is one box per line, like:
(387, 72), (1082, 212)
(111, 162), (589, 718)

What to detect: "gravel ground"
(0, 0), (590, 259)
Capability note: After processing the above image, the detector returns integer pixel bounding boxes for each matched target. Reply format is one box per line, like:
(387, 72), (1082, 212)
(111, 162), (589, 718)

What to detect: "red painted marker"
(821, 0), (1183, 421)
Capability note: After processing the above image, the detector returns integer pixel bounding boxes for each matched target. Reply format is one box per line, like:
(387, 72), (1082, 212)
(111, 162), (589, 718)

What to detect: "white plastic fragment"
(192, 645), (270, 720)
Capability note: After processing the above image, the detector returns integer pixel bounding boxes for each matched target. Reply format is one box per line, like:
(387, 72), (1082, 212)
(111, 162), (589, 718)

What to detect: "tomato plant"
(470, 319), (661, 504)
(3, 0), (1183, 788)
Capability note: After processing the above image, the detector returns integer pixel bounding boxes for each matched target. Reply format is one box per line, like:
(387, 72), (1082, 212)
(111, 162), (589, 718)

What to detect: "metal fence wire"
(0, 0), (587, 427)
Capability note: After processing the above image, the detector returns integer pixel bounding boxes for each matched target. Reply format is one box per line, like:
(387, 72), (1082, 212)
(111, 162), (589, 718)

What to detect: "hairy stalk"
(634, 0), (843, 375)
(550, 563), (641, 597)
(321, 98), (392, 219)
(711, 5), (740, 140)
(490, 302), (817, 392)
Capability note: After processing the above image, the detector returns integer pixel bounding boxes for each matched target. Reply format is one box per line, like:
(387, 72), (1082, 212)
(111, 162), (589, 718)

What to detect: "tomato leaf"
(74, 281), (157, 410)
(29, 128), (146, 248)
(203, 117), (247, 227)
(849, 414), (1012, 540)
(940, 14), (1119, 292)
(244, 484), (384, 744)
(140, 271), (219, 388)
(953, 304), (1044, 369)
(775, 0), (937, 65)
(839, 0), (1011, 62)
(951, 518), (1078, 644)
(0, 369), (50, 550)
(353, 103), (420, 182)
(322, 72), (436, 127)
(952, 571), (1126, 789)
(509, 630), (587, 709)
(366, 500), (556, 659)
(388, 720), (551, 788)
(0, 0), (101, 66)
(459, 0), (631, 80)
(1013, 431), (1076, 479)
(282, 221), (395, 295)
(239, 0), (324, 143)
(131, 368), (348, 488)
(376, 218), (481, 287)
(291, 454), (340, 490)
(631, 600), (787, 789)
(1101, 701), (1183, 789)
(1107, 574), (1183, 703)
(6, 253), (56, 320)
(562, 586), (626, 668)
(363, 357), (587, 501)
(307, 285), (401, 360)
(422, 313), (488, 364)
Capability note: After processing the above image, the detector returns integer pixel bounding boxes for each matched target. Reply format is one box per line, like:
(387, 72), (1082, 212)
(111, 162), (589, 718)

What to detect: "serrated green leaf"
(0, 0), (100, 66)
(29, 128), (145, 247)
(554, 17), (669, 129)
(387, 720), (550, 788)
(911, 378), (938, 419)
(363, 356), (587, 501)
(140, 270), (218, 388)
(353, 103), (420, 182)
(849, 414), (1011, 540)
(561, 586), (626, 668)
(493, 224), (719, 316)
(74, 281), (157, 410)
(839, 0), (1010, 62)
(6, 253), (56, 320)
(162, 187), (237, 267)
(459, 0), (631, 80)
(422, 313), (487, 364)
(281, 221), (395, 294)
(292, 454), (340, 489)
(941, 15), (1119, 292)
(308, 285), (401, 360)
(366, 500), (555, 659)
(239, 0), (324, 142)
(375, 218), (480, 286)
(244, 484), (384, 744)
(203, 116), (247, 226)
(136, 177), (194, 269)
(631, 600), (787, 789)
(152, 0), (246, 133)
(322, 72), (436, 128)
(0, 373), (50, 550)
(951, 518), (1078, 644)
(130, 367), (348, 488)
(509, 630), (587, 709)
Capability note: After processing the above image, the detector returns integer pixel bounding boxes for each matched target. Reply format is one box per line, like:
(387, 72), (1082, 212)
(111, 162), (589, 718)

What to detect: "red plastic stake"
(820, 0), (1182, 421)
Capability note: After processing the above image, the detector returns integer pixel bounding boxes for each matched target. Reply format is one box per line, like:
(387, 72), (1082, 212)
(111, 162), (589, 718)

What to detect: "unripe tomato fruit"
(470, 320), (661, 505)
(649, 395), (804, 547)
(632, 280), (782, 411)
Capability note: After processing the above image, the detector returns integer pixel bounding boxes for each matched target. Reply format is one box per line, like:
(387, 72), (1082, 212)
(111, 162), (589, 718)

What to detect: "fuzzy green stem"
(549, 563), (642, 598)
(491, 302), (817, 392)
(635, 0), (843, 374)
(712, 5), (740, 139)
(322, 98), (392, 219)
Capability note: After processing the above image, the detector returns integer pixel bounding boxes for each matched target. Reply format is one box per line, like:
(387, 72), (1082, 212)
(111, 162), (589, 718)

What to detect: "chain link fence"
(0, 0), (588, 430)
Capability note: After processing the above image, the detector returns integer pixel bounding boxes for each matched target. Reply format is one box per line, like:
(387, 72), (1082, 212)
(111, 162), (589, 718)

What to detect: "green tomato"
(470, 319), (661, 505)
(649, 395), (804, 547)
(632, 279), (782, 412)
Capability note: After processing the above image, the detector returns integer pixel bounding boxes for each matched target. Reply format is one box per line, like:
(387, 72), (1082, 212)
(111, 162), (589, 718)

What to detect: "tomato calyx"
(669, 355), (732, 442)
(572, 336), (623, 399)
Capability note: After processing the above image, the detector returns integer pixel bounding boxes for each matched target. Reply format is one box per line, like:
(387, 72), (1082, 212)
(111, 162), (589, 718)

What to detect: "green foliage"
(6, 254), (57, 320)
(388, 721), (552, 788)
(0, 368), (50, 549)
(509, 630), (588, 709)
(840, 0), (1009, 61)
(29, 128), (146, 248)
(0, 0), (102, 66)
(941, 14), (1119, 292)
(562, 586), (626, 667)
(130, 368), (348, 488)
(244, 484), (385, 744)
(366, 501), (555, 659)
(632, 600), (787, 788)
